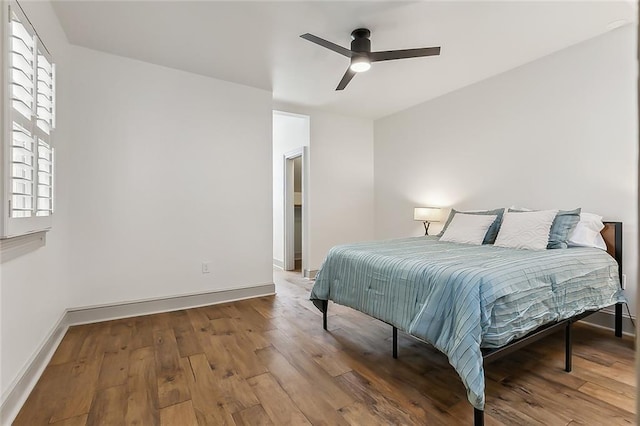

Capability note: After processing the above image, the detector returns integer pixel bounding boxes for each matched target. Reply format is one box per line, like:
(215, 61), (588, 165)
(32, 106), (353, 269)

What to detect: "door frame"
(283, 147), (306, 271)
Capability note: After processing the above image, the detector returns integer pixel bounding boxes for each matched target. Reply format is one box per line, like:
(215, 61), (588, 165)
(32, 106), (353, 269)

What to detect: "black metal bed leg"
(615, 303), (623, 337)
(474, 408), (484, 426)
(322, 300), (328, 331)
(392, 326), (398, 359)
(565, 321), (572, 372)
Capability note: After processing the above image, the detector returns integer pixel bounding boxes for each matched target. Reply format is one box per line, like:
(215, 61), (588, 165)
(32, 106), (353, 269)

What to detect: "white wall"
(374, 26), (638, 315)
(0, 0), (72, 404)
(274, 103), (375, 272)
(2, 5), (274, 416)
(306, 109), (375, 270)
(272, 111), (309, 267)
(66, 46), (274, 307)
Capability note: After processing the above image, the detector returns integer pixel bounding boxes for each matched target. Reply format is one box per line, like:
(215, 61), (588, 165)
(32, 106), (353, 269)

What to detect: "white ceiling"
(52, 1), (637, 119)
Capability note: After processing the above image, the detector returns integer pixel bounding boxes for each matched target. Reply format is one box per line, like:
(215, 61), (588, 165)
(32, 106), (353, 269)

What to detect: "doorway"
(273, 110), (310, 276)
(284, 148), (306, 273)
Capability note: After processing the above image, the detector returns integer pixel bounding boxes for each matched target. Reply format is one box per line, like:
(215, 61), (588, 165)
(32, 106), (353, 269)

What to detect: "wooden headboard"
(602, 221), (623, 286)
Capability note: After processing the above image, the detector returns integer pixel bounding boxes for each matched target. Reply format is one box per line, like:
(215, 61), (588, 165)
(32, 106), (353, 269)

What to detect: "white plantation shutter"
(36, 50), (54, 134)
(2, 1), (55, 236)
(10, 122), (35, 218)
(35, 47), (54, 217)
(36, 137), (53, 216)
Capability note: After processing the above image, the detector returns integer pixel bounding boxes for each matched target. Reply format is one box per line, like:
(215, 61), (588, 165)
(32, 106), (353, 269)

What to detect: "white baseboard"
(582, 309), (636, 336)
(65, 283), (275, 325)
(303, 269), (318, 279)
(0, 283), (275, 425)
(0, 311), (69, 426)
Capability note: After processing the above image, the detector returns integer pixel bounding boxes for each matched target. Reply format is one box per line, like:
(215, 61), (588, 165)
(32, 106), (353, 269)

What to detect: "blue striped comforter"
(309, 236), (624, 410)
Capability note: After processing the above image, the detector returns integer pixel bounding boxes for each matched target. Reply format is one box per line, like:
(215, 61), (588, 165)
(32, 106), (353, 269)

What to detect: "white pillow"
(494, 210), (558, 250)
(508, 205), (533, 212)
(439, 213), (498, 245)
(568, 212), (607, 250)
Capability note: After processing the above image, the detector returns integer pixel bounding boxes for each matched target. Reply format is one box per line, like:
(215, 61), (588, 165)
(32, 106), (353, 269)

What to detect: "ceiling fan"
(300, 28), (441, 91)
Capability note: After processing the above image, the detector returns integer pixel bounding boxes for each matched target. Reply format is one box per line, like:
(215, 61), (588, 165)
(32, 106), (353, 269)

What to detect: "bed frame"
(318, 221), (624, 426)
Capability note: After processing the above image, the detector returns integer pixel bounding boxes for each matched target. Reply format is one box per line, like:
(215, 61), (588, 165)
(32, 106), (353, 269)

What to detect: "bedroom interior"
(0, 0), (638, 425)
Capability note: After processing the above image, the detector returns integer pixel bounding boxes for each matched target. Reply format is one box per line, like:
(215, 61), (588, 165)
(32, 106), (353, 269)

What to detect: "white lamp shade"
(414, 207), (442, 222)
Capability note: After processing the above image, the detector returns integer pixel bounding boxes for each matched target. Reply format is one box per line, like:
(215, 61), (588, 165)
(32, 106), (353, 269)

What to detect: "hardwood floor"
(14, 270), (636, 425)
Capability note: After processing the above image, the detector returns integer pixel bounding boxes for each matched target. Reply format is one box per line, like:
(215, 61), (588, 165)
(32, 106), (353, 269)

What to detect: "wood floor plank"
(265, 319), (340, 360)
(179, 356), (235, 425)
(209, 317), (267, 379)
(232, 404), (274, 426)
(255, 346), (350, 425)
(125, 346), (159, 426)
(337, 400), (395, 426)
(186, 309), (260, 413)
(235, 326), (272, 352)
(505, 369), (635, 425)
(566, 358), (636, 396)
(85, 384), (127, 426)
(275, 346), (355, 410)
(129, 316), (155, 350)
(246, 296), (279, 320)
(309, 350), (352, 377)
(335, 370), (428, 425)
(159, 400), (199, 426)
(215, 303), (245, 321)
(225, 312), (273, 351)
(572, 357), (636, 387)
(186, 306), (215, 333)
(578, 381), (636, 414)
(340, 330), (465, 411)
(49, 414), (89, 426)
(153, 328), (191, 409)
(494, 350), (587, 390)
(76, 323), (111, 361)
(197, 304), (229, 321)
(220, 302), (277, 333)
(484, 376), (572, 426)
(96, 323), (131, 390)
(172, 310), (204, 358)
(329, 329), (464, 417)
(49, 326), (90, 366)
(48, 355), (105, 422)
(247, 373), (311, 426)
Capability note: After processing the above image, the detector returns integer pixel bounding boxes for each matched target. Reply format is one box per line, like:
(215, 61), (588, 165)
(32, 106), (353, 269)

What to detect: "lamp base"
(423, 221), (431, 236)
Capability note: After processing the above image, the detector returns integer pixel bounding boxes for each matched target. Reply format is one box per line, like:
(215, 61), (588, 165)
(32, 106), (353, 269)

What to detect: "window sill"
(0, 231), (47, 263)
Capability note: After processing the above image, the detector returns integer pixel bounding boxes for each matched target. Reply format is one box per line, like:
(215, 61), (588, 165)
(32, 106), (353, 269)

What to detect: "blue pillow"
(508, 208), (581, 249)
(438, 208), (505, 244)
(548, 208), (581, 249)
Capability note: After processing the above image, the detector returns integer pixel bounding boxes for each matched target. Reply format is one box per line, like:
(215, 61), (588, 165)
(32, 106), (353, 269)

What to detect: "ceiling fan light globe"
(350, 59), (371, 73)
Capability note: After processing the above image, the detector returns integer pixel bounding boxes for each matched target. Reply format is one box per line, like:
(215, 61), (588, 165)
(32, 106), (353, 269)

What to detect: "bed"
(309, 221), (625, 425)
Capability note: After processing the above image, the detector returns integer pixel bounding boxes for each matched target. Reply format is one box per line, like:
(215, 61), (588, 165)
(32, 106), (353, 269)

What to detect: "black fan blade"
(370, 46), (440, 62)
(336, 68), (356, 91)
(300, 33), (353, 58)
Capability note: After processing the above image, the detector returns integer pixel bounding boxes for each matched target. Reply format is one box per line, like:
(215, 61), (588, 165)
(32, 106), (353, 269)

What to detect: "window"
(1, 0), (55, 238)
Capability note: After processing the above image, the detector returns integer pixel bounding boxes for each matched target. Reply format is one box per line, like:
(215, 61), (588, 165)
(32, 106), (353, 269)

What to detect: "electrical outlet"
(202, 261), (211, 274)
(622, 274), (627, 289)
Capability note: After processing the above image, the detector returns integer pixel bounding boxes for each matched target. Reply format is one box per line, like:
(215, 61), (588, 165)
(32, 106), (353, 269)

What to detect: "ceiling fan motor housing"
(350, 28), (371, 54)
